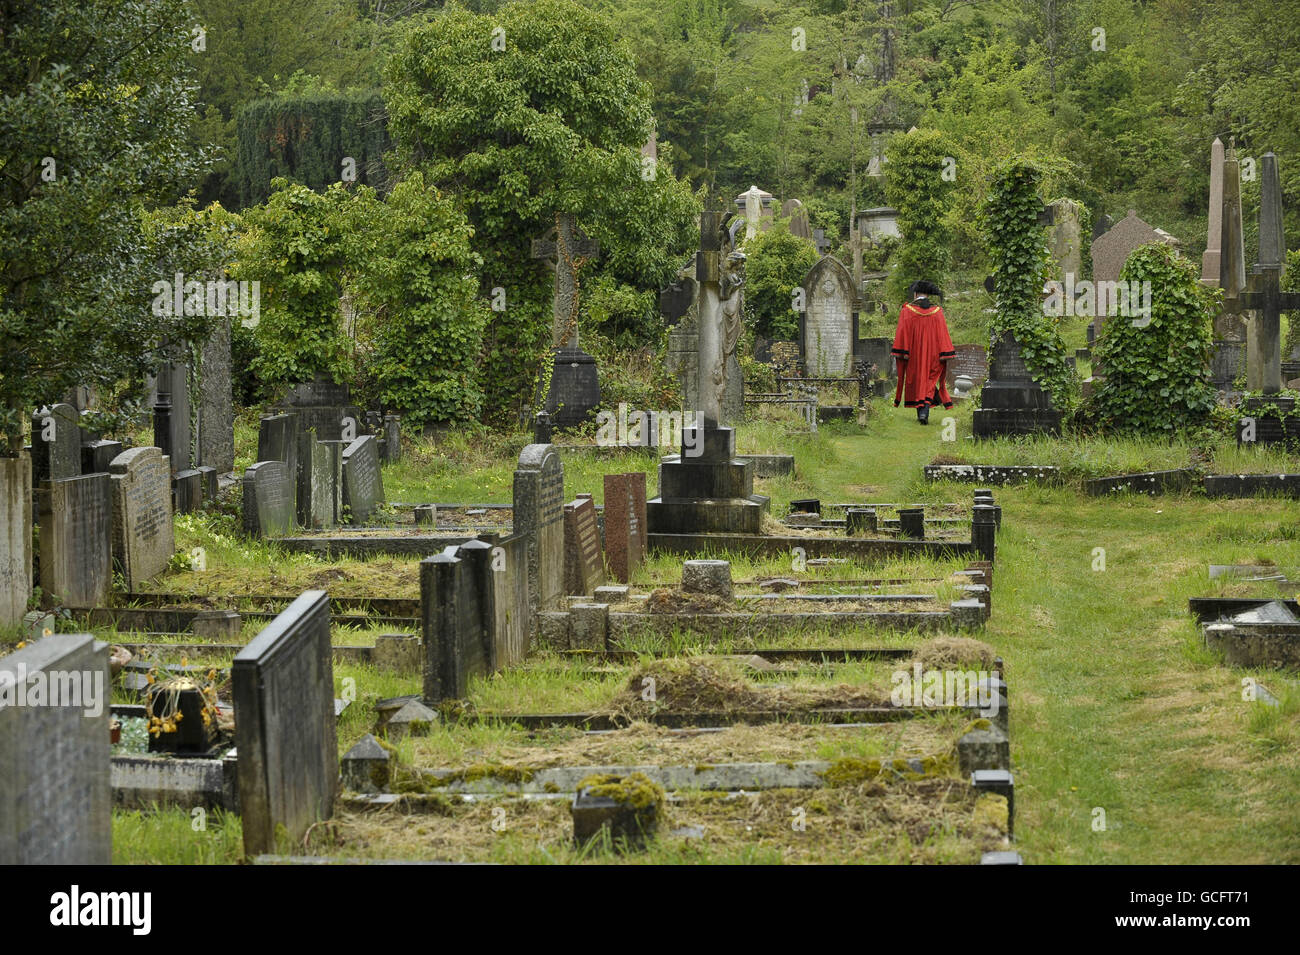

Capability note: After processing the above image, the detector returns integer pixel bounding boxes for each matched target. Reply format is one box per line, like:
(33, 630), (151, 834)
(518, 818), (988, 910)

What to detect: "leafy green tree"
(0, 0), (210, 452)
(1089, 243), (1217, 434)
(884, 127), (955, 299)
(384, 0), (697, 422)
(743, 227), (819, 340)
(350, 173), (488, 426)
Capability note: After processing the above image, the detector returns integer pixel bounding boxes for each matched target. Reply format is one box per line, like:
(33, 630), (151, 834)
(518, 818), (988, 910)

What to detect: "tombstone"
(108, 447), (175, 592)
(81, 439), (123, 477)
(151, 359), (192, 472)
(38, 473), (112, 609)
(856, 336), (896, 380)
(233, 591), (338, 858)
(1047, 199), (1084, 281)
(800, 256), (858, 377)
(198, 316), (235, 474)
(197, 465), (219, 501)
(563, 497), (605, 595)
(513, 444), (565, 614)
(662, 265), (701, 412)
(603, 473), (646, 584)
(736, 184), (775, 238)
(1202, 138), (1226, 288)
(0, 453), (33, 627)
(856, 207), (901, 242)
(0, 634), (111, 864)
(533, 214), (602, 428)
(242, 460), (294, 538)
(971, 332), (1062, 438)
(782, 198), (812, 239)
(381, 415), (401, 464)
(173, 468), (202, 514)
(1090, 210), (1177, 337)
(946, 344), (989, 391)
(269, 379), (364, 443)
(298, 431), (343, 529)
(30, 403), (80, 484)
(341, 435), (384, 524)
(257, 412), (300, 516)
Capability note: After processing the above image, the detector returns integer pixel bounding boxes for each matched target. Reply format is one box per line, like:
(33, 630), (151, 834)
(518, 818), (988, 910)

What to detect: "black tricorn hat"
(908, 280), (944, 300)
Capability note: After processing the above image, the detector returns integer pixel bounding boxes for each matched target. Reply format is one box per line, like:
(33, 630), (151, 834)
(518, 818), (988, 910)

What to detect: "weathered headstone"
(341, 434), (384, 524)
(1047, 198), (1084, 280)
(513, 444), (565, 613)
(269, 379), (363, 442)
(564, 497), (605, 595)
(198, 316), (235, 473)
(298, 432), (343, 529)
(800, 256), (858, 377)
(31, 403), (81, 484)
(1211, 138), (1250, 342)
(257, 412), (300, 516)
(603, 473), (646, 584)
(381, 414), (401, 464)
(1202, 137), (1226, 288)
(152, 360), (192, 471)
(1090, 210), (1178, 335)
(173, 468), (202, 514)
(782, 198), (812, 239)
(81, 439), (124, 477)
(233, 590), (338, 858)
(0, 453), (33, 627)
(38, 473), (112, 608)
(946, 344), (989, 390)
(242, 460), (295, 538)
(0, 633), (110, 864)
(109, 447), (175, 591)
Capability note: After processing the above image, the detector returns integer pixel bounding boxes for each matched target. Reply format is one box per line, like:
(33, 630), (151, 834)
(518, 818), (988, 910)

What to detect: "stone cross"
(531, 213), (599, 350)
(1222, 153), (1300, 393)
(694, 211), (746, 428)
(813, 228), (831, 255)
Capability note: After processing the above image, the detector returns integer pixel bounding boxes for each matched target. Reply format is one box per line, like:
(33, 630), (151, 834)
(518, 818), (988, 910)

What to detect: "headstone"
(682, 559), (732, 598)
(198, 316), (235, 473)
(1047, 199), (1084, 280)
(800, 256), (858, 377)
(971, 332), (1062, 438)
(813, 228), (831, 255)
(946, 344), (989, 390)
(151, 360), (192, 471)
(31, 403), (80, 483)
(381, 415), (401, 464)
(197, 465), (219, 501)
(533, 214), (602, 428)
(413, 504), (437, 525)
(298, 432), (343, 529)
(81, 439), (124, 477)
(857, 208), (901, 242)
(1201, 138), (1226, 287)
(0, 453), (33, 627)
(173, 468), (202, 514)
(242, 460), (294, 538)
(38, 473), (112, 608)
(270, 379), (364, 443)
(663, 266), (701, 412)
(782, 198), (812, 239)
(341, 734), (391, 793)
(603, 473), (645, 584)
(736, 185), (775, 238)
(1090, 210), (1177, 336)
(1214, 139), (1250, 341)
(514, 444), (565, 613)
(0, 633), (111, 864)
(564, 497), (605, 595)
(257, 412), (299, 516)
(233, 591), (338, 858)
(341, 435), (384, 524)
(109, 447), (175, 592)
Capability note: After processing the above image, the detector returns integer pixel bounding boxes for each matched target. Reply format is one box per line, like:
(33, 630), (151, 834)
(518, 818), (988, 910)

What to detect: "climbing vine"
(884, 128), (954, 301)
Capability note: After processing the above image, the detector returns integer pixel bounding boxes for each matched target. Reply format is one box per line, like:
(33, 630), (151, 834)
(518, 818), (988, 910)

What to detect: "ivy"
(1089, 243), (1218, 435)
(741, 227), (819, 341)
(982, 159), (1076, 412)
(884, 128), (954, 301)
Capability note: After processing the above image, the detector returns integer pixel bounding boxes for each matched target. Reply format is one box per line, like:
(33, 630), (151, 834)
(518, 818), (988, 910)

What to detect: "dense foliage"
(884, 128), (954, 300)
(743, 228), (820, 341)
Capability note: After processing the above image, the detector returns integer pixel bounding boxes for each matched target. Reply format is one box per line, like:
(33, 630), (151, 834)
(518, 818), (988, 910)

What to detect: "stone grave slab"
(341, 434), (384, 524)
(109, 447), (175, 591)
(604, 472), (646, 583)
(514, 444), (565, 613)
(31, 403), (81, 483)
(564, 497), (605, 595)
(242, 460), (295, 538)
(38, 473), (112, 608)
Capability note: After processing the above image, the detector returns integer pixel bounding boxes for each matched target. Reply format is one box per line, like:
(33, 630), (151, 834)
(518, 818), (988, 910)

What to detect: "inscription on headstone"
(341, 434), (384, 524)
(513, 444), (565, 613)
(242, 460), (294, 538)
(109, 447), (175, 591)
(38, 473), (112, 608)
(801, 256), (856, 377)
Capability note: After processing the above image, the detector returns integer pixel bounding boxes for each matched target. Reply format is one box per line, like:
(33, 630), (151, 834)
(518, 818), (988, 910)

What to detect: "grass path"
(795, 402), (1300, 863)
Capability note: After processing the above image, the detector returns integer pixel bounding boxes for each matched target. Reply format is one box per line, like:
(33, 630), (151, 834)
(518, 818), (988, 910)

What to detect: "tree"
(384, 0), (697, 422)
(884, 128), (955, 299)
(743, 227), (819, 340)
(0, 0), (210, 452)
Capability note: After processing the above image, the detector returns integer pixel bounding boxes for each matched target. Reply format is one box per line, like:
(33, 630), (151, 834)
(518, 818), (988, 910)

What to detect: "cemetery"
(1, 0), (1297, 880)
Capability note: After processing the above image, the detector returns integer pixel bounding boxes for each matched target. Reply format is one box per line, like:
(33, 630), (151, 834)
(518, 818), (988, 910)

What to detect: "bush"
(742, 227), (819, 341)
(885, 128), (954, 301)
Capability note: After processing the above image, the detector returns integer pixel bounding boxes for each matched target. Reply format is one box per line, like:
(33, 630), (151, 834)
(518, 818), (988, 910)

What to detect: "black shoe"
(917, 407), (929, 424)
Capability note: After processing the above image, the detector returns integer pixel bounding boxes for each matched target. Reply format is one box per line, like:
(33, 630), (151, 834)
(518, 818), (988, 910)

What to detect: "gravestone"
(971, 332), (1062, 438)
(782, 198), (812, 239)
(663, 266), (701, 412)
(109, 447), (175, 592)
(1047, 199), (1084, 280)
(800, 256), (858, 377)
(257, 412), (300, 517)
(564, 497), (605, 595)
(856, 336), (895, 380)
(737, 184), (775, 238)
(341, 435), (384, 524)
(513, 444), (565, 613)
(81, 439), (124, 477)
(242, 460), (295, 538)
(533, 214), (602, 427)
(1208, 138), (1249, 342)
(0, 453), (32, 627)
(233, 591), (337, 858)
(298, 432), (343, 529)
(152, 360), (192, 471)
(38, 473), (112, 608)
(1202, 137), (1226, 288)
(199, 316), (235, 473)
(270, 379), (363, 442)
(0, 633), (111, 864)
(173, 468), (202, 514)
(946, 344), (989, 390)
(31, 403), (81, 483)
(381, 415), (401, 464)
(1090, 210), (1177, 335)
(603, 473), (646, 583)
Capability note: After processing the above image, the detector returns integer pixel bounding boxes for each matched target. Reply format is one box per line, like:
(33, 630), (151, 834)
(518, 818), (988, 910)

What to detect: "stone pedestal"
(972, 333), (1062, 438)
(545, 347), (601, 428)
(647, 426), (769, 535)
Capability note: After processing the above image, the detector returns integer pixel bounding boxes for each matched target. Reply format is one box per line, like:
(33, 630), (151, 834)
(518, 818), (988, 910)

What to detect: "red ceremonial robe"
(892, 301), (956, 409)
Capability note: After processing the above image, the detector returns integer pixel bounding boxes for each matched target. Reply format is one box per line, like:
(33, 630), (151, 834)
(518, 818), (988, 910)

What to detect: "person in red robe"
(892, 280), (956, 424)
